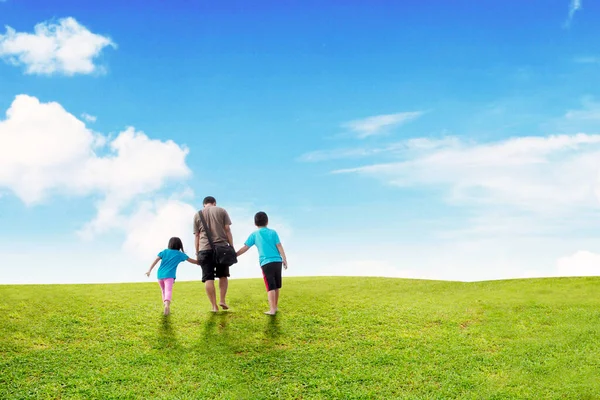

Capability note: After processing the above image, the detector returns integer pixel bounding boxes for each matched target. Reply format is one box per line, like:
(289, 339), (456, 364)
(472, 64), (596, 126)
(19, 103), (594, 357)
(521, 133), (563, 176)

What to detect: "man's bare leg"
(219, 277), (229, 310)
(204, 280), (219, 312)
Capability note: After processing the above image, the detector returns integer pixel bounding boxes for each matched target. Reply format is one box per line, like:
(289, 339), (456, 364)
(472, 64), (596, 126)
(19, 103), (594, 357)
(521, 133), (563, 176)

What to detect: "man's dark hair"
(168, 237), (184, 252)
(254, 211), (268, 227)
(203, 196), (216, 205)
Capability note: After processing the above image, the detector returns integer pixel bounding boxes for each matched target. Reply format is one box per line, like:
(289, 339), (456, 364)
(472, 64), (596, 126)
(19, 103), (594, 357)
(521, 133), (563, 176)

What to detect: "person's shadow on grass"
(264, 314), (280, 339)
(201, 312), (232, 348)
(158, 314), (177, 349)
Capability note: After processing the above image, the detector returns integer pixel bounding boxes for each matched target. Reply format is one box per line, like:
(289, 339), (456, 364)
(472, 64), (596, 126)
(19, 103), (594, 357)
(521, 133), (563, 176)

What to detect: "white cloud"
(299, 147), (387, 162)
(564, 98), (600, 122)
(123, 199), (198, 260)
(0, 17), (115, 75)
(555, 250), (600, 277)
(334, 133), (600, 213)
(299, 137), (458, 162)
(0, 94), (191, 237)
(343, 111), (424, 139)
(545, 97), (600, 134)
(574, 56), (599, 64)
(81, 113), (96, 123)
(565, 0), (582, 27)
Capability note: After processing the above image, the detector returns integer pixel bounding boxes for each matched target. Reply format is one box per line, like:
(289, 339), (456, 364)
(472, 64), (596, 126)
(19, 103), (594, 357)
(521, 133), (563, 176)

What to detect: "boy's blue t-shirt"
(157, 249), (189, 280)
(244, 227), (282, 266)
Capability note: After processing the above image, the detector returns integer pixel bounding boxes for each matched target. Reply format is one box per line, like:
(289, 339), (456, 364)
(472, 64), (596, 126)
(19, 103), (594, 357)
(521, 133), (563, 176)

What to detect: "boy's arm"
(236, 245), (250, 257)
(276, 243), (288, 269)
(146, 257), (160, 277)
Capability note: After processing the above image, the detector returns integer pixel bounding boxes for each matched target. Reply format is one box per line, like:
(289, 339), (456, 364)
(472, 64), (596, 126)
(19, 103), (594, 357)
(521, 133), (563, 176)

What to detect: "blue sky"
(1, 0), (599, 284)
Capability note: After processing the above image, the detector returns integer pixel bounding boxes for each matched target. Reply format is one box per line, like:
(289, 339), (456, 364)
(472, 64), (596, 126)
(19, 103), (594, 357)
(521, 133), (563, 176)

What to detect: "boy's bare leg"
(265, 290), (277, 315)
(219, 277), (229, 309)
(275, 289), (280, 311)
(204, 280), (219, 312)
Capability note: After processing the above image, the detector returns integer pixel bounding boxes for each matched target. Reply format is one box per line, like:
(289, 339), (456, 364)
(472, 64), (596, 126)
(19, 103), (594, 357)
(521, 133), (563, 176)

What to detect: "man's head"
(203, 196), (217, 207)
(254, 211), (268, 227)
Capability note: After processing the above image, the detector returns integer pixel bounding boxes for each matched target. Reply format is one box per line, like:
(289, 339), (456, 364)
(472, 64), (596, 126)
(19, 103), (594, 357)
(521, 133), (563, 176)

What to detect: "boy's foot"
(219, 303), (229, 310)
(264, 311), (276, 315)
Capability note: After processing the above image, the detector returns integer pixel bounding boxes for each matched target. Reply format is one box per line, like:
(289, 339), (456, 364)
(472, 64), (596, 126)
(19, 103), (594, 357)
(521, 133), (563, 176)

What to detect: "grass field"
(1, 276), (599, 399)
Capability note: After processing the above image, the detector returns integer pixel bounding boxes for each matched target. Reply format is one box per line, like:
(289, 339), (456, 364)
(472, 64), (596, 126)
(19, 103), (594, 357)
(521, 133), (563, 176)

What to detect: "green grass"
(1, 276), (599, 399)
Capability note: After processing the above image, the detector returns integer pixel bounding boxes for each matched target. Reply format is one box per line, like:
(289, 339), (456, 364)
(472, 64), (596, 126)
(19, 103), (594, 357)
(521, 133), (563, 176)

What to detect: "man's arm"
(224, 224), (234, 247)
(193, 214), (200, 254)
(276, 243), (288, 269)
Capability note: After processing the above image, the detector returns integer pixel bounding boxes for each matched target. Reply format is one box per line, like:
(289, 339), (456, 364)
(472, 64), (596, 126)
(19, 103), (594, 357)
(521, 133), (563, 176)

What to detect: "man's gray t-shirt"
(193, 206), (232, 252)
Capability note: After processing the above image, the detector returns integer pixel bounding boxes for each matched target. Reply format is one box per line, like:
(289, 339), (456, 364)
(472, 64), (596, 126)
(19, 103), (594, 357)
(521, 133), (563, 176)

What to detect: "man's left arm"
(224, 224), (234, 247)
(193, 214), (201, 254)
(223, 210), (233, 246)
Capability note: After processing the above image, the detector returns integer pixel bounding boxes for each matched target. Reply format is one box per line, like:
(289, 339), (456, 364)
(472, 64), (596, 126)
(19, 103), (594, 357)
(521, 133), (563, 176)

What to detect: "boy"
(236, 211), (288, 315)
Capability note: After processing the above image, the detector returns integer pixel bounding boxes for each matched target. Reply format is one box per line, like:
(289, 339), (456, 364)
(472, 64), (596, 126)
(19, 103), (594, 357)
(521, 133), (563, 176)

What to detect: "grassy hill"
(1, 276), (599, 399)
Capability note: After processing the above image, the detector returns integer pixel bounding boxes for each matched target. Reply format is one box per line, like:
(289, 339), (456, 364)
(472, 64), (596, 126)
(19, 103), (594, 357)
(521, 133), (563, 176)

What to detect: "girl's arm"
(276, 243), (288, 269)
(236, 245), (250, 257)
(186, 257), (198, 265)
(146, 257), (160, 277)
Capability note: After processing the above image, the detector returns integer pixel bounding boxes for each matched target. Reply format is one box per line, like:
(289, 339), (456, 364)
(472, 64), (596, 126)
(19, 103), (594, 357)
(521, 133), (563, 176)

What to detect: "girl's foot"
(164, 304), (170, 315)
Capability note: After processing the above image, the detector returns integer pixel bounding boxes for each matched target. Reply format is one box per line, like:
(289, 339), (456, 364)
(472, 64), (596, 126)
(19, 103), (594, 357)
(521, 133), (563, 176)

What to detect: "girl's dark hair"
(168, 237), (184, 252)
(254, 211), (268, 227)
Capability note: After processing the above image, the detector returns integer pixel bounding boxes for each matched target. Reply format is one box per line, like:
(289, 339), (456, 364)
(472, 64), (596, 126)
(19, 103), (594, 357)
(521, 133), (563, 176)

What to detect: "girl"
(146, 237), (198, 315)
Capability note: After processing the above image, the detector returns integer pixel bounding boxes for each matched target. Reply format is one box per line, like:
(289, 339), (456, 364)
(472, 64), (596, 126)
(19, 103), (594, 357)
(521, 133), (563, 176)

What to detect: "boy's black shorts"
(197, 250), (230, 282)
(261, 261), (283, 291)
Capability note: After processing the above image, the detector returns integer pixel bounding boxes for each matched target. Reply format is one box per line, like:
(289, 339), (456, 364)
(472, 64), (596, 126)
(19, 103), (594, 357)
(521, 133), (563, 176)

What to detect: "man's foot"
(210, 307), (219, 313)
(219, 303), (229, 310)
(264, 311), (276, 315)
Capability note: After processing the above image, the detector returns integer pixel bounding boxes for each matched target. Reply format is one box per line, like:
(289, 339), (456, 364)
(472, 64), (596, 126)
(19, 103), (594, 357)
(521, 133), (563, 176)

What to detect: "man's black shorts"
(261, 261), (282, 291)
(197, 250), (230, 282)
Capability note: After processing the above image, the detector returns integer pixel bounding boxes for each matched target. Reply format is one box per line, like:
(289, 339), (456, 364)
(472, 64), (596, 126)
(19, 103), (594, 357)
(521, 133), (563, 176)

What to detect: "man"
(194, 196), (234, 312)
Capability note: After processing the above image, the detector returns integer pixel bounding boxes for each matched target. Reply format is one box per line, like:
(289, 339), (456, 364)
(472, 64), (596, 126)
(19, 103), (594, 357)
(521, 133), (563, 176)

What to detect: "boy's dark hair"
(254, 211), (268, 227)
(203, 196), (216, 205)
(168, 237), (184, 252)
